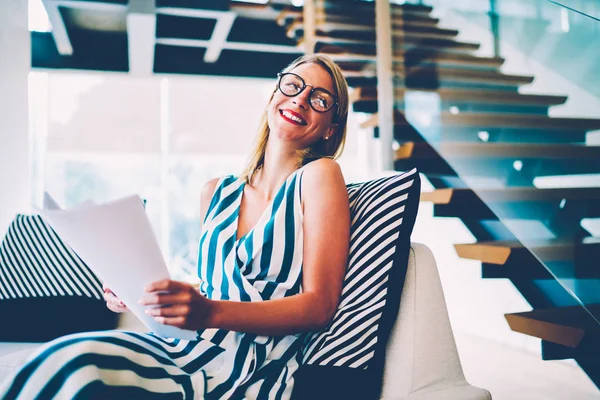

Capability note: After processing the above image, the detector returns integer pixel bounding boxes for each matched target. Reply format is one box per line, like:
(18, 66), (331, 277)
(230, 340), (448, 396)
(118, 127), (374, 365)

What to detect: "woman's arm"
(141, 159), (350, 335)
(199, 177), (220, 229)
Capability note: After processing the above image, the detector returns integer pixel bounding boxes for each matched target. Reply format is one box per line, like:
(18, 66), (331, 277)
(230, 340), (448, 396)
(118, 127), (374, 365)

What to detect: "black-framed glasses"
(277, 72), (339, 113)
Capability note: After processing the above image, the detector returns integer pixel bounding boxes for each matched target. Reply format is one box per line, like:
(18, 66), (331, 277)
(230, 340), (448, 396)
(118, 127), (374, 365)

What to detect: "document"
(39, 193), (198, 340)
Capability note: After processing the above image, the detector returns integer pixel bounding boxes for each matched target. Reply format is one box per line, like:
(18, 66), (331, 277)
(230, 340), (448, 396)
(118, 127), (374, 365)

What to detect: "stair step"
(393, 142), (600, 160)
(324, 0), (434, 14)
(277, 2), (434, 26)
(420, 187), (600, 219)
(287, 19), (447, 38)
(312, 35), (481, 52)
(356, 87), (567, 107)
(278, 12), (441, 29)
(342, 66), (533, 88)
(454, 238), (600, 265)
(299, 26), (459, 42)
(441, 113), (600, 131)
(362, 111), (600, 132)
(329, 52), (505, 70)
(422, 187), (600, 205)
(395, 155), (600, 177)
(505, 306), (600, 348)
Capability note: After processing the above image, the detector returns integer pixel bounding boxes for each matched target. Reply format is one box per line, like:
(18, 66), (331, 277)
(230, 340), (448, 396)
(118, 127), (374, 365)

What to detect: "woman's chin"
(272, 127), (300, 141)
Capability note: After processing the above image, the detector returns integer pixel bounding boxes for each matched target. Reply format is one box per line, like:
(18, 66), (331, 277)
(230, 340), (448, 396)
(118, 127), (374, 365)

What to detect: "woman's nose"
(292, 87), (311, 110)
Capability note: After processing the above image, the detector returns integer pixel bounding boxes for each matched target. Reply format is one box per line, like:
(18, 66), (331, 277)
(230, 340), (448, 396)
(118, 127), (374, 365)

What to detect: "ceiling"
(34, 0), (304, 78)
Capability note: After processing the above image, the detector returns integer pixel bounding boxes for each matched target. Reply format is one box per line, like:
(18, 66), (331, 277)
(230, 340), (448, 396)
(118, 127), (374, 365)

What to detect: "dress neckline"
(234, 167), (304, 243)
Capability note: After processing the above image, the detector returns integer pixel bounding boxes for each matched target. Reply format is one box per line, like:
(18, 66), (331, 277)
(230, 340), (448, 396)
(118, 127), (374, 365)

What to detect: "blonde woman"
(1, 54), (351, 399)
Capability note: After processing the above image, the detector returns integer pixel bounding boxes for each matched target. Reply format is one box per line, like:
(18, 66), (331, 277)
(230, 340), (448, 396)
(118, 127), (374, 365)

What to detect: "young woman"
(1, 54), (350, 399)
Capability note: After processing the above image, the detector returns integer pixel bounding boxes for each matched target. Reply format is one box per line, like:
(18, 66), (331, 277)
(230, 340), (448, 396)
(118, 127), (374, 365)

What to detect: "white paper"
(40, 192), (198, 340)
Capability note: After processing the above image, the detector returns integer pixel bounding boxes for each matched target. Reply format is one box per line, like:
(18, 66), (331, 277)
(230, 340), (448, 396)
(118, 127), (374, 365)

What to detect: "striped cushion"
(0, 215), (118, 341)
(292, 168), (421, 400)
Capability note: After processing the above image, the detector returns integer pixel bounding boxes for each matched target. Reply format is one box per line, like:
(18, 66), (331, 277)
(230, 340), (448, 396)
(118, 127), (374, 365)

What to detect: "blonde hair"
(239, 54), (349, 184)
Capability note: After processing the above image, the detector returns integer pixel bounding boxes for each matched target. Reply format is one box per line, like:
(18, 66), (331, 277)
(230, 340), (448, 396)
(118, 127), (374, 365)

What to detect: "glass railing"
(397, 0), (600, 324)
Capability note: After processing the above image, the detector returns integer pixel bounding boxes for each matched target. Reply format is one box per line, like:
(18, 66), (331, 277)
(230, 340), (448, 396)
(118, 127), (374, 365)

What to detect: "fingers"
(145, 304), (190, 318)
(144, 279), (189, 293)
(103, 289), (128, 313)
(139, 291), (193, 307)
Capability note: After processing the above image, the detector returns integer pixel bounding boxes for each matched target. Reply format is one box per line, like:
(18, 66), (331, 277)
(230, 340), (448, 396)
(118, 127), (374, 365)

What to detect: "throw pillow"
(291, 168), (421, 399)
(0, 214), (118, 342)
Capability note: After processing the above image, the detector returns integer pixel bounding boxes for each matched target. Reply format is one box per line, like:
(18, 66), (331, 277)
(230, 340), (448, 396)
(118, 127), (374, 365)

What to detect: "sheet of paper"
(41, 193), (198, 340)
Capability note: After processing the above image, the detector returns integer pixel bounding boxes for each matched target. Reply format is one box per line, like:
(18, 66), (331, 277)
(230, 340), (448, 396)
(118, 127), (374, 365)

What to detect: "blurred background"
(1, 0), (600, 398)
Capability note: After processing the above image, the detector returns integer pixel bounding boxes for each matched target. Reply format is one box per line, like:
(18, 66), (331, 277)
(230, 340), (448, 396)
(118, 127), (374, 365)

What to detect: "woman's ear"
(324, 124), (337, 140)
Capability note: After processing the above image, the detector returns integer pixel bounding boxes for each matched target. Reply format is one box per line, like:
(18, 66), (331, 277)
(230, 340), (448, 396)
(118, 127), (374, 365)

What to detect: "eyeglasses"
(277, 72), (339, 114)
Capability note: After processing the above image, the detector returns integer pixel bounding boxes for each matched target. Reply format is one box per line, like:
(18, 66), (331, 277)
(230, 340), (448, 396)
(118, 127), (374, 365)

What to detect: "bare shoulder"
(301, 158), (347, 206)
(199, 177), (221, 225)
(302, 158), (344, 185)
(201, 177), (221, 200)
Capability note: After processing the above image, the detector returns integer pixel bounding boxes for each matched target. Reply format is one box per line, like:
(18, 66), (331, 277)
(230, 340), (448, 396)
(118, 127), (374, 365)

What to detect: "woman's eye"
(286, 82), (301, 91)
(315, 97), (328, 108)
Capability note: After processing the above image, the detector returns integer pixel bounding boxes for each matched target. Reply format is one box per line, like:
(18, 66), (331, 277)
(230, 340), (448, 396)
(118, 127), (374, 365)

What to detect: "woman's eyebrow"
(304, 79), (334, 92)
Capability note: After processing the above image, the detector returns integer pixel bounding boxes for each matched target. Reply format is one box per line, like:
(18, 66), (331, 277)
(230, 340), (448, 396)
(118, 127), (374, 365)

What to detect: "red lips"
(279, 109), (307, 126)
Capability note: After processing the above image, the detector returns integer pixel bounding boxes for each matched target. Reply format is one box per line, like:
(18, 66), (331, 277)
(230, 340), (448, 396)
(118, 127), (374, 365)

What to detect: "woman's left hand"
(139, 280), (215, 331)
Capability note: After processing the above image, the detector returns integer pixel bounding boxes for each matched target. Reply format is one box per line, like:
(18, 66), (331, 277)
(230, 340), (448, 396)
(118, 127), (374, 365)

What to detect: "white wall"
(0, 1), (30, 237)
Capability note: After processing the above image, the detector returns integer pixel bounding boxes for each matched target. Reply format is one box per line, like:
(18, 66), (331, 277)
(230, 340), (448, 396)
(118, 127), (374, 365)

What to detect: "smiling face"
(266, 62), (338, 150)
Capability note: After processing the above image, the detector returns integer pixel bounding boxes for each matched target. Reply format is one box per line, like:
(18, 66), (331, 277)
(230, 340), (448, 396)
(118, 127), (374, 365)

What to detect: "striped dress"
(0, 167), (308, 399)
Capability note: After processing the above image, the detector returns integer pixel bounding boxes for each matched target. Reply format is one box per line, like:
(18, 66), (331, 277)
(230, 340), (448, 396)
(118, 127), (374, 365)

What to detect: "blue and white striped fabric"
(301, 168), (419, 368)
(292, 168), (420, 400)
(0, 166), (308, 400)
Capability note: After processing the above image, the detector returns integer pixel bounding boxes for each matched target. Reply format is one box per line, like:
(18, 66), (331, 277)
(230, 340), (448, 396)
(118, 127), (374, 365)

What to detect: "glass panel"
(399, 0), (600, 324)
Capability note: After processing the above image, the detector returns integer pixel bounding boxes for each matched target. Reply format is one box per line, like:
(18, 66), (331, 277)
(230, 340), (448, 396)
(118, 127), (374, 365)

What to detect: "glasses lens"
(279, 74), (304, 96)
(310, 89), (335, 112)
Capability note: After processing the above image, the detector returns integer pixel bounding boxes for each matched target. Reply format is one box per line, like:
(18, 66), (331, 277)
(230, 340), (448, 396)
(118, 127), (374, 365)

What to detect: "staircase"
(278, 0), (600, 388)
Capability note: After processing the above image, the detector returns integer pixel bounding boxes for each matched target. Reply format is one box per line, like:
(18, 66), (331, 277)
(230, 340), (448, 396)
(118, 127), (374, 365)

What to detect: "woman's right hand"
(103, 283), (129, 313)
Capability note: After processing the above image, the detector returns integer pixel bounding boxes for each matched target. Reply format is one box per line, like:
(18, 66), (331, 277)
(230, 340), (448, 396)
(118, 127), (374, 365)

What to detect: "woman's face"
(267, 63), (337, 149)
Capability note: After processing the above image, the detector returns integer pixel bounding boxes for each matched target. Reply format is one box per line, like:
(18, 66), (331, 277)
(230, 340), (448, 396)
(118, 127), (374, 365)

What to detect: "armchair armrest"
(381, 243), (491, 399)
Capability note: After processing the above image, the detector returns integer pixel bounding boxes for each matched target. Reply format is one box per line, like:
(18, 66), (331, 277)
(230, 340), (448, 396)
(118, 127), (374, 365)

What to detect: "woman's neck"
(252, 140), (301, 201)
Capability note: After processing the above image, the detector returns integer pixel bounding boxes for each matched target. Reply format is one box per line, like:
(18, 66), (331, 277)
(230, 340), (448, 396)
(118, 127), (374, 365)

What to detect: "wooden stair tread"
(311, 35), (481, 51)
(455, 238), (600, 265)
(505, 306), (600, 348)
(328, 52), (505, 69)
(303, 27), (459, 42)
(317, 1), (434, 14)
(362, 112), (600, 130)
(391, 142), (600, 160)
(277, 3), (434, 25)
(441, 113), (600, 130)
(355, 87), (567, 106)
(341, 66), (533, 86)
(278, 12), (440, 28)
(286, 19), (445, 37)
(421, 187), (600, 204)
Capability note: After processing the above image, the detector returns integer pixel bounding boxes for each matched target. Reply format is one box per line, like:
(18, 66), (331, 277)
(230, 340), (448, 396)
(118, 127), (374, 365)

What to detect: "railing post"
(376, 0), (395, 171)
(303, 0), (317, 54)
(489, 0), (501, 58)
